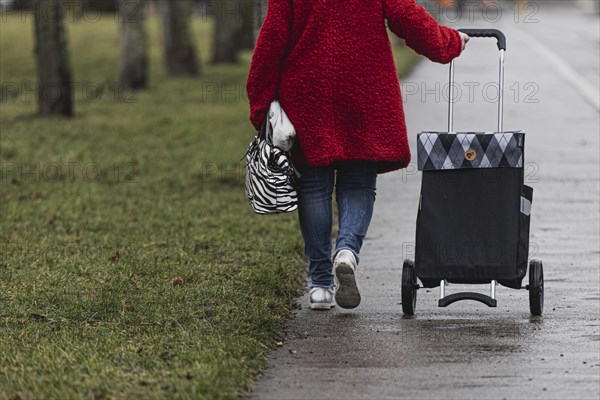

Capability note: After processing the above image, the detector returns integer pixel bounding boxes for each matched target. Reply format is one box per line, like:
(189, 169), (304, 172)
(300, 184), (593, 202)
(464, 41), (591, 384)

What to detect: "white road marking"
(516, 28), (600, 111)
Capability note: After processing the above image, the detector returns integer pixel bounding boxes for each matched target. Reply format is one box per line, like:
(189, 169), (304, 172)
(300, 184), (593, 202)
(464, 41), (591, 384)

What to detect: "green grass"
(0, 12), (418, 399)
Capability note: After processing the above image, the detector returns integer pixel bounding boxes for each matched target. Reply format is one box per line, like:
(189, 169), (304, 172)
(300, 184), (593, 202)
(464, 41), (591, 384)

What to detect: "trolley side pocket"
(500, 184), (532, 289)
(518, 185), (533, 275)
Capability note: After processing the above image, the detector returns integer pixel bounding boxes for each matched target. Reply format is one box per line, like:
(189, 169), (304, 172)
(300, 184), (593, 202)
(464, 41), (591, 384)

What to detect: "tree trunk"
(239, 0), (255, 49)
(160, 0), (200, 76)
(118, 0), (148, 89)
(253, 0), (267, 44)
(212, 0), (242, 63)
(33, 0), (73, 116)
(12, 0), (33, 10)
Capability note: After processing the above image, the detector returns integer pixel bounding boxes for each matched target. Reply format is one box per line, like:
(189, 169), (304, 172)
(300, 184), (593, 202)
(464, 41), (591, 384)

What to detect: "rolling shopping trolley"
(401, 29), (544, 316)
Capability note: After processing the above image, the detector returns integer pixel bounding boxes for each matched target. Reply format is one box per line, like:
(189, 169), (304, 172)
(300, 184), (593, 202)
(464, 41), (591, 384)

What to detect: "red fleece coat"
(246, 0), (463, 173)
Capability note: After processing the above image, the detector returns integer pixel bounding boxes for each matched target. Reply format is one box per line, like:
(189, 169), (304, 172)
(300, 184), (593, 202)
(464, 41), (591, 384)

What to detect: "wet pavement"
(252, 3), (600, 399)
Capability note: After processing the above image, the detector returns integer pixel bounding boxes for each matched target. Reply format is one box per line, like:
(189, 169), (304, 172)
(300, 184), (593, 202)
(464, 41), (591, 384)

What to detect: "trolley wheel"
(402, 259), (417, 316)
(528, 259), (544, 316)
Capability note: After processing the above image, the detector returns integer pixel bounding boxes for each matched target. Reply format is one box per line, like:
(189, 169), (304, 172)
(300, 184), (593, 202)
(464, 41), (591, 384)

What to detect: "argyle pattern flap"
(417, 131), (524, 171)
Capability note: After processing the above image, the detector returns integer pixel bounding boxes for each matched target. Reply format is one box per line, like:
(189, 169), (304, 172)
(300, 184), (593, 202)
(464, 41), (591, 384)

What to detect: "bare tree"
(118, 0), (148, 89)
(160, 0), (200, 76)
(253, 0), (267, 43)
(212, 0), (242, 63)
(73, 0), (118, 19)
(239, 0), (255, 49)
(33, 0), (73, 116)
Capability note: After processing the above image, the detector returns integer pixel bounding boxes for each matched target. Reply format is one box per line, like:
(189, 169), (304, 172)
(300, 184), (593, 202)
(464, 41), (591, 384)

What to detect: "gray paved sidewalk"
(252, 3), (600, 399)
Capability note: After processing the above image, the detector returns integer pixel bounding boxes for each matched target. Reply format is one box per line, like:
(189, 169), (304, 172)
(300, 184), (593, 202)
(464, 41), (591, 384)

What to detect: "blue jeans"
(297, 161), (377, 288)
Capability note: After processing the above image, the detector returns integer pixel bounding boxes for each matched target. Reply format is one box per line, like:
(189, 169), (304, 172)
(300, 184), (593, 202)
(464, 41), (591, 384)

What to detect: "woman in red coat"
(247, 0), (469, 310)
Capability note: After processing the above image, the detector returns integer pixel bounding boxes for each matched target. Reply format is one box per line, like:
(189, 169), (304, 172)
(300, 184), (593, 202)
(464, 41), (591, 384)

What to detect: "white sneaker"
(309, 287), (336, 310)
(333, 249), (361, 309)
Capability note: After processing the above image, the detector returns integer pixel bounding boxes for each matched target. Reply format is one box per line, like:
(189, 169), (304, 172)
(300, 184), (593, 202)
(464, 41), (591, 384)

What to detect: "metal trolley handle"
(448, 28), (507, 133)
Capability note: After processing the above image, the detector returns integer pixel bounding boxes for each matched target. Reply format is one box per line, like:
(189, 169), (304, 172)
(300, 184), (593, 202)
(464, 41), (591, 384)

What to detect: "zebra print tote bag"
(244, 116), (299, 214)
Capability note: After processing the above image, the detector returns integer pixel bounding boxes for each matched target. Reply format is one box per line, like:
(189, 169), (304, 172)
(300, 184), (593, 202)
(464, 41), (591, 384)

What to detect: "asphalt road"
(252, 3), (600, 399)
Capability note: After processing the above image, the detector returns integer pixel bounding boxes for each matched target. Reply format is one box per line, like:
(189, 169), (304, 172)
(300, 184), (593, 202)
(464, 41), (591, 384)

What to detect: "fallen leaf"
(110, 251), (120, 263)
(171, 276), (184, 287)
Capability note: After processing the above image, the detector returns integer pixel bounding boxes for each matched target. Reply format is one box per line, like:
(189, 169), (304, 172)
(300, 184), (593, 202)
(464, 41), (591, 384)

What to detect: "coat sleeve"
(383, 0), (462, 64)
(246, 0), (292, 131)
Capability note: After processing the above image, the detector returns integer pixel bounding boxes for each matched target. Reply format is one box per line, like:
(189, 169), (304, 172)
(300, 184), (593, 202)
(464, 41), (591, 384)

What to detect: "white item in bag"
(268, 100), (296, 151)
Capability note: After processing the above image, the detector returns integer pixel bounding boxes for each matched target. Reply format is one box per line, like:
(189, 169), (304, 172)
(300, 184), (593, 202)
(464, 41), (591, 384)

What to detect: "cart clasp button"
(464, 149), (477, 161)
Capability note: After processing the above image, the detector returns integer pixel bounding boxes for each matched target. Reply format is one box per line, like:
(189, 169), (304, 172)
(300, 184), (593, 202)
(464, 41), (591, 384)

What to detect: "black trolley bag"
(401, 29), (544, 316)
